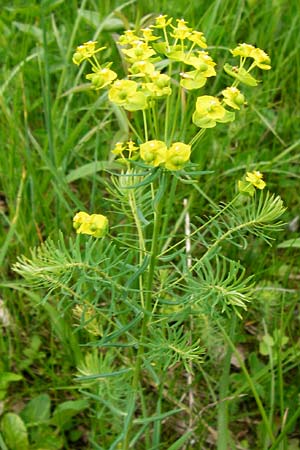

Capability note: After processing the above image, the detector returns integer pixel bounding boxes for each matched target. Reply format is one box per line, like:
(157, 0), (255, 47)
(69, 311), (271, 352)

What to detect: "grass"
(1, 0), (300, 449)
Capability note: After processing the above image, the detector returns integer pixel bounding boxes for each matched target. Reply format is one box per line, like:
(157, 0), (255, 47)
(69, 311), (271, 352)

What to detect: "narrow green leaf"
(75, 367), (132, 382)
(66, 161), (121, 183)
(278, 238), (300, 249)
(167, 431), (193, 450)
(133, 408), (182, 424)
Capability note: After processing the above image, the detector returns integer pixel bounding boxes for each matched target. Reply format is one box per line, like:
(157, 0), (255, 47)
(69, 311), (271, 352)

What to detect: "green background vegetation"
(1, 0), (300, 449)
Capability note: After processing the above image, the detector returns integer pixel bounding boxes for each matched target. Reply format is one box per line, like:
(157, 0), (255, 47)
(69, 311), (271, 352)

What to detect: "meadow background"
(1, 0), (300, 449)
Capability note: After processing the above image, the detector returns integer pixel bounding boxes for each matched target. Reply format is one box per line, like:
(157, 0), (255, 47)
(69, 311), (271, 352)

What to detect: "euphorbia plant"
(14, 15), (284, 449)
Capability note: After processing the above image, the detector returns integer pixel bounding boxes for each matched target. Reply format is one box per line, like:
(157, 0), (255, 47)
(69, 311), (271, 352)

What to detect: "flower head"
(231, 43), (255, 58)
(108, 80), (147, 111)
(140, 140), (167, 167)
(72, 41), (104, 65)
(187, 31), (207, 48)
(122, 41), (156, 63)
(231, 43), (271, 70)
(165, 142), (191, 171)
(154, 14), (173, 29)
(142, 72), (172, 97)
(170, 19), (192, 40)
(222, 87), (245, 110)
(73, 212), (108, 238)
(245, 171), (266, 189)
(141, 28), (159, 43)
(192, 95), (226, 128)
(86, 68), (117, 90)
(118, 30), (139, 46)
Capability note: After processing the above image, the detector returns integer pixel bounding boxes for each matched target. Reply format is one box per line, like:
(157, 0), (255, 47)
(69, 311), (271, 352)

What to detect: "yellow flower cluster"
(72, 16), (270, 130)
(111, 139), (191, 170)
(238, 170), (266, 196)
(245, 170), (266, 189)
(72, 16), (215, 111)
(231, 43), (271, 70)
(112, 139), (191, 171)
(73, 212), (108, 238)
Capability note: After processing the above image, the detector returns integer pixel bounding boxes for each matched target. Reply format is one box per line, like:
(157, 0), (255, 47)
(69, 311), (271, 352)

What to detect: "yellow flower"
(154, 14), (173, 29)
(170, 18), (192, 40)
(188, 51), (216, 71)
(165, 142), (191, 171)
(73, 212), (109, 238)
(180, 56), (216, 89)
(86, 68), (117, 90)
(245, 171), (266, 189)
(108, 80), (147, 111)
(222, 87), (245, 110)
(127, 140), (139, 157)
(73, 211), (90, 230)
(140, 140), (167, 167)
(141, 28), (159, 42)
(231, 43), (271, 70)
(231, 43), (255, 58)
(187, 31), (207, 48)
(129, 60), (155, 77)
(118, 30), (139, 46)
(122, 41), (156, 62)
(251, 48), (271, 70)
(72, 41), (104, 65)
(111, 142), (125, 156)
(142, 72), (172, 97)
(192, 95), (226, 128)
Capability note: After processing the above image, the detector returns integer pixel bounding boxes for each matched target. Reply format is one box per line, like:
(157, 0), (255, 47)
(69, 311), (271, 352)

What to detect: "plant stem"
(217, 315), (237, 450)
(123, 172), (167, 449)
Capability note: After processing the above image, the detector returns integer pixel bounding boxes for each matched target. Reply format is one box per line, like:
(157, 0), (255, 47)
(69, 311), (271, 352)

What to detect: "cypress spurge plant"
(13, 15), (286, 449)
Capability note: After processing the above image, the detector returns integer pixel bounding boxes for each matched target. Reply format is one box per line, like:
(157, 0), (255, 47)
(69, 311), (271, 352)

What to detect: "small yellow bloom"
(142, 72), (172, 97)
(141, 28), (159, 42)
(118, 30), (139, 46)
(129, 60), (155, 77)
(231, 43), (255, 58)
(222, 87), (245, 110)
(127, 140), (139, 156)
(251, 48), (271, 70)
(245, 171), (266, 189)
(186, 51), (216, 74)
(165, 142), (191, 171)
(187, 31), (207, 48)
(154, 14), (173, 29)
(108, 80), (147, 111)
(73, 212), (108, 238)
(111, 142), (125, 156)
(231, 43), (271, 70)
(86, 68), (117, 90)
(193, 95), (226, 128)
(122, 41), (156, 62)
(72, 41), (104, 65)
(73, 211), (90, 230)
(140, 140), (167, 167)
(170, 18), (192, 40)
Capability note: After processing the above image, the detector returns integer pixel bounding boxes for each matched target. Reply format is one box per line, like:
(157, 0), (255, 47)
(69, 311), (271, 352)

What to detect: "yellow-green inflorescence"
(238, 170), (267, 196)
(73, 212), (108, 238)
(72, 15), (271, 173)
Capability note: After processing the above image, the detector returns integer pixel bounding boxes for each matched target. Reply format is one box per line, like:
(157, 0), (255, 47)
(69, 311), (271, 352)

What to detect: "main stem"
(217, 315), (237, 450)
(123, 173), (167, 449)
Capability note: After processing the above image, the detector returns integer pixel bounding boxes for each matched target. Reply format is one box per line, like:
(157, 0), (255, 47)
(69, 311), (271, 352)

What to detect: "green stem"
(123, 171), (167, 449)
(217, 316), (237, 450)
